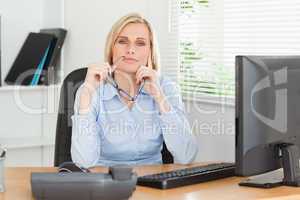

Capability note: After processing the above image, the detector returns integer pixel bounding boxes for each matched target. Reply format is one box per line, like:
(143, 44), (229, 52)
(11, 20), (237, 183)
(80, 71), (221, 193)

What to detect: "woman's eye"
(118, 40), (128, 44)
(136, 41), (146, 46)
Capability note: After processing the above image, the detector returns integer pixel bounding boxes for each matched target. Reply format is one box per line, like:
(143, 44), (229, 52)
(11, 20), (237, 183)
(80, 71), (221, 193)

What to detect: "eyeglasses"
(106, 76), (145, 102)
(106, 56), (145, 102)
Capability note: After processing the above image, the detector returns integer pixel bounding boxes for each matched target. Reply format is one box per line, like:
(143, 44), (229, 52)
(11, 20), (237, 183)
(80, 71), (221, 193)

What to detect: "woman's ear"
(147, 51), (153, 70)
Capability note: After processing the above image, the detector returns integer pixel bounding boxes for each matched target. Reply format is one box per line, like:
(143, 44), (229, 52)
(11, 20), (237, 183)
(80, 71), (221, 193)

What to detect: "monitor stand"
(239, 144), (300, 188)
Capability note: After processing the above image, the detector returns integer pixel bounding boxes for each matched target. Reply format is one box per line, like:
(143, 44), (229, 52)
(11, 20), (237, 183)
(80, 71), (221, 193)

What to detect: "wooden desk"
(1, 164), (300, 200)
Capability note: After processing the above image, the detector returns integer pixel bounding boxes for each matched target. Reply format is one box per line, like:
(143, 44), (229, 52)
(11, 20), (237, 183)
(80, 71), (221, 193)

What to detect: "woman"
(71, 13), (198, 168)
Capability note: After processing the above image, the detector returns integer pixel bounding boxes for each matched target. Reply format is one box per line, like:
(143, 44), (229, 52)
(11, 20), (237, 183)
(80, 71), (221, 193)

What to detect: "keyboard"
(137, 163), (235, 189)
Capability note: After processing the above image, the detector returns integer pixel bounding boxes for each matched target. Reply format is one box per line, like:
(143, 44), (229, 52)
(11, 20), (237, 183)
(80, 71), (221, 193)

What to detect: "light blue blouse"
(71, 75), (198, 168)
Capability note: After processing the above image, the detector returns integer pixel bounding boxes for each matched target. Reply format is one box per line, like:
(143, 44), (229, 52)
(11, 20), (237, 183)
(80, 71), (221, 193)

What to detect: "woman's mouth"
(123, 57), (138, 64)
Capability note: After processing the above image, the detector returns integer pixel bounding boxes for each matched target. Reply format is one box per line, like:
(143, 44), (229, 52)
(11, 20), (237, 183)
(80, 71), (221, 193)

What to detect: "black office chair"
(54, 68), (174, 166)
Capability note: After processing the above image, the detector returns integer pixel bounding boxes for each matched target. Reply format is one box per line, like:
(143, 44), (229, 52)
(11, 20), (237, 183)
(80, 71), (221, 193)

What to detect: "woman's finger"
(94, 65), (109, 81)
(138, 71), (152, 83)
(136, 66), (147, 83)
(103, 68), (109, 81)
(136, 65), (146, 76)
(103, 62), (113, 75)
(136, 68), (144, 82)
(136, 72), (142, 84)
(136, 71), (146, 84)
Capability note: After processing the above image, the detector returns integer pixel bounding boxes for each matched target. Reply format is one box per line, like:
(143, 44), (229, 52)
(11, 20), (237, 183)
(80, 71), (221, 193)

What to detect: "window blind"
(161, 0), (180, 83)
(168, 0), (300, 101)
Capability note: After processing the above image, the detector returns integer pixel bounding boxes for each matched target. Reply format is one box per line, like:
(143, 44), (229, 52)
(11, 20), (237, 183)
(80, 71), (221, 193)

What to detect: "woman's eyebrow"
(117, 36), (147, 40)
(136, 37), (146, 40)
(117, 36), (128, 39)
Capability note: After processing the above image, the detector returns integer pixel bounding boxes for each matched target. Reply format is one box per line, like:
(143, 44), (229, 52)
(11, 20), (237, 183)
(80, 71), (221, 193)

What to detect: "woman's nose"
(126, 44), (136, 54)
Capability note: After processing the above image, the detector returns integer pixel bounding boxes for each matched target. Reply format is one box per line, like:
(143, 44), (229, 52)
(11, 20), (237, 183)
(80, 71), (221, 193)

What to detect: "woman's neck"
(113, 70), (139, 96)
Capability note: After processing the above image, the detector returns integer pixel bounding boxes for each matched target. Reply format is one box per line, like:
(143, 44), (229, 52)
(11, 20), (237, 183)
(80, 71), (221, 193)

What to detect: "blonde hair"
(104, 13), (161, 73)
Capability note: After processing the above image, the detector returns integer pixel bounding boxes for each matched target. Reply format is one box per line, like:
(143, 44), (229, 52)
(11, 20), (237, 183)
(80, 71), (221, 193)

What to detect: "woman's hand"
(135, 65), (161, 98)
(84, 62), (111, 91)
(79, 62), (111, 114)
(135, 53), (163, 100)
(135, 66), (171, 113)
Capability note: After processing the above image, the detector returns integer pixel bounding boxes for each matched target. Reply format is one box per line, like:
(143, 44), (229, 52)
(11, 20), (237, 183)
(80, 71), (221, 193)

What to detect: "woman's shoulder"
(76, 82), (105, 101)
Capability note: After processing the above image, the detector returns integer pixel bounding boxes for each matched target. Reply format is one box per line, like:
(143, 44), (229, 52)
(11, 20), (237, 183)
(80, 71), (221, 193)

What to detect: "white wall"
(0, 0), (62, 166)
(0, 0), (43, 84)
(0, 86), (60, 167)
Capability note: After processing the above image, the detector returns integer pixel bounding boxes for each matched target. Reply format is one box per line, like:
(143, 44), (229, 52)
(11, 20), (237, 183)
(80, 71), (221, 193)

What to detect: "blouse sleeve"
(70, 84), (102, 168)
(157, 76), (198, 164)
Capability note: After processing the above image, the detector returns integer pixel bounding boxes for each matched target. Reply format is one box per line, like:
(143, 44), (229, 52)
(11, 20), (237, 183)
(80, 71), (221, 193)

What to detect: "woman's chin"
(118, 66), (140, 73)
(115, 69), (138, 75)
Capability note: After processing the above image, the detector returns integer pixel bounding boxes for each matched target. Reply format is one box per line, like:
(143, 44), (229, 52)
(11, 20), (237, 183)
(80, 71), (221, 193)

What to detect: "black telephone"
(58, 161), (90, 173)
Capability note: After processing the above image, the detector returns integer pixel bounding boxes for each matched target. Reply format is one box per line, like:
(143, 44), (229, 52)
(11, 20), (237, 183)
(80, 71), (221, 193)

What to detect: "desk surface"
(1, 163), (300, 200)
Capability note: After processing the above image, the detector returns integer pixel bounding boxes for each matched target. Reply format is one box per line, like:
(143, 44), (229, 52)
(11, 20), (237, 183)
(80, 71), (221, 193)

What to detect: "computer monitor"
(235, 55), (300, 187)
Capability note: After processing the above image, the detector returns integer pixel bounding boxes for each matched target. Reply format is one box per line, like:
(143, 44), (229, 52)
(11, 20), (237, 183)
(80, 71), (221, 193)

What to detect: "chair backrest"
(54, 68), (174, 166)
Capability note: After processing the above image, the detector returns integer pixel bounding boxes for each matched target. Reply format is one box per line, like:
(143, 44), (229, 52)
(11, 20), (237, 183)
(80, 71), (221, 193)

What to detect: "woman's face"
(112, 23), (151, 74)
